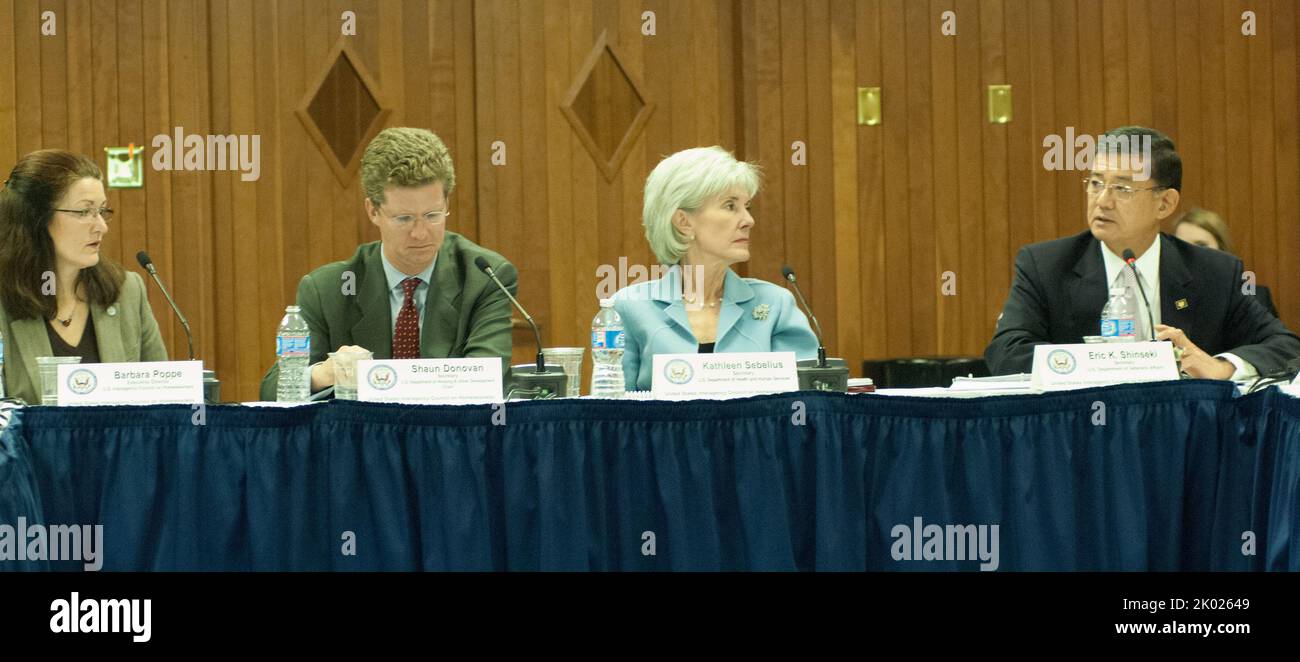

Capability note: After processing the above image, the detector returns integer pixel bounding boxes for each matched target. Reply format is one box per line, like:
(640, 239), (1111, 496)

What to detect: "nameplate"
(356, 358), (503, 404)
(651, 352), (799, 399)
(57, 361), (203, 406)
(1031, 342), (1179, 391)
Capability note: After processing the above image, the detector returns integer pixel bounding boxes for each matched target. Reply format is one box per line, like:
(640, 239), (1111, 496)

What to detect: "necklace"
(683, 295), (721, 308)
(56, 301), (80, 327)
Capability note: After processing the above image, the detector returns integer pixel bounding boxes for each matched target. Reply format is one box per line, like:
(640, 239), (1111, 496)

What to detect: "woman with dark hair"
(1173, 208), (1279, 319)
(0, 149), (167, 403)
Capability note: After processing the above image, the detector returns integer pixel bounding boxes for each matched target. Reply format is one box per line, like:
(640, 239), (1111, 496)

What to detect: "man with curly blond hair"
(260, 127), (516, 399)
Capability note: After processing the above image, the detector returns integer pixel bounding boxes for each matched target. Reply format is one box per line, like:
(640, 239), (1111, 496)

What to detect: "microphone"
(138, 250), (218, 402)
(781, 265), (848, 392)
(1121, 248), (1156, 341)
(137, 251), (194, 361)
(474, 256), (566, 399)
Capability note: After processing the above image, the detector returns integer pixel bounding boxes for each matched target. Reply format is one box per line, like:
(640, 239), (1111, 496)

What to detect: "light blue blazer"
(612, 265), (820, 391)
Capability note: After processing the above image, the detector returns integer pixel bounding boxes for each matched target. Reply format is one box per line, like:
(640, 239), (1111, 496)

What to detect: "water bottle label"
(1100, 319), (1117, 337)
(1117, 319), (1136, 337)
(277, 335), (310, 357)
(591, 329), (625, 349)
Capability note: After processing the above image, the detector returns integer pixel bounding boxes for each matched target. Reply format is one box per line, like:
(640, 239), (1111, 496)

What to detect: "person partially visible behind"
(1172, 208), (1278, 319)
(612, 146), (818, 391)
(0, 150), (168, 404)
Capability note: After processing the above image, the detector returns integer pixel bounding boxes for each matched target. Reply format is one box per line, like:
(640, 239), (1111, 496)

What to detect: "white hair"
(642, 146), (761, 265)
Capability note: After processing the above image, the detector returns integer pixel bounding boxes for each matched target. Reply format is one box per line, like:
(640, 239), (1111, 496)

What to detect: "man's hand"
(1154, 324), (1235, 380)
(310, 344), (372, 391)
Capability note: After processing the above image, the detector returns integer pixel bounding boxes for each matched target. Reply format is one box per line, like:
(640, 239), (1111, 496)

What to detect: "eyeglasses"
(54, 206), (114, 222)
(379, 206), (450, 227)
(1082, 177), (1165, 201)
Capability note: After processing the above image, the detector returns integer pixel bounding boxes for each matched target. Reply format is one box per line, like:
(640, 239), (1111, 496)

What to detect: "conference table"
(1, 379), (1297, 571)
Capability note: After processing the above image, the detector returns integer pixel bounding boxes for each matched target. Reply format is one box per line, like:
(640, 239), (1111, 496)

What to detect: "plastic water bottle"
(276, 305), (311, 402)
(590, 298), (626, 398)
(1099, 287), (1138, 341)
(0, 328), (6, 399)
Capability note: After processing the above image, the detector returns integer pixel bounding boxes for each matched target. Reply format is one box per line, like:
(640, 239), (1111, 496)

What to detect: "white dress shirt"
(1100, 237), (1256, 381)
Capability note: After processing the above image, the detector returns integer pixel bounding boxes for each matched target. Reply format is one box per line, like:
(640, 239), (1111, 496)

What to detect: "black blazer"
(985, 230), (1300, 376)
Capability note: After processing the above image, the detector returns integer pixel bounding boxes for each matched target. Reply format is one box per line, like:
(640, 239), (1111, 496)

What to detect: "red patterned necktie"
(393, 277), (421, 359)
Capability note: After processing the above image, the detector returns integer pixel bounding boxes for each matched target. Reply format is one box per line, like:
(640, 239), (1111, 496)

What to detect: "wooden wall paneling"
(39, 0), (68, 150)
(167, 0), (213, 365)
(66, 0), (93, 156)
(1149, 0), (1178, 136)
(1125, 0), (1154, 127)
(90, 0), (121, 265)
(13, 1), (41, 157)
(451, 0), (479, 242)
(226, 0), (258, 401)
(856, 0), (887, 361)
(1175, 0), (1203, 206)
(592, 4), (624, 350)
(1199, 0), (1228, 216)
(930, 0), (960, 355)
(880, 0), (912, 356)
(829, 0), (861, 368)
(1223, 0), (1254, 270)
(1272, 0), (1300, 325)
(1245, 0), (1276, 293)
(1027, 0), (1056, 248)
(254, 0), (284, 385)
(277, 0), (308, 309)
(117, 0), (149, 340)
(747, 0), (785, 297)
(806, 0), (836, 348)
(208, 0), (238, 398)
(0, 0), (16, 166)
(1002, 0), (1032, 286)
(954, 0), (986, 356)
(519, 0), (549, 357)
(1100, 0), (1130, 130)
(544, 0), (576, 354)
(302, 0), (333, 326)
(777, 0), (807, 320)
(904, 0), (936, 355)
(569, 0), (599, 356)
(979, 0), (1010, 344)
(142, 0), (175, 354)
(1052, 0), (1082, 241)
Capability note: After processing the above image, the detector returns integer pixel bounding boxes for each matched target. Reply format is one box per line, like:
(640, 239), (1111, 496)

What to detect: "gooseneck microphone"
(782, 265), (828, 367)
(781, 265), (848, 392)
(1121, 248), (1156, 341)
(476, 256), (545, 373)
(475, 256), (567, 399)
(137, 250), (194, 361)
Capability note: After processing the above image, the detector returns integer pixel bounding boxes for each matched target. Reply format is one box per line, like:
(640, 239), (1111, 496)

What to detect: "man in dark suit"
(986, 126), (1300, 378)
(259, 128), (515, 399)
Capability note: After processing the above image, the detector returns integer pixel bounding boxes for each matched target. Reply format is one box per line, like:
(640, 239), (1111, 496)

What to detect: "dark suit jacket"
(985, 230), (1300, 376)
(258, 234), (516, 400)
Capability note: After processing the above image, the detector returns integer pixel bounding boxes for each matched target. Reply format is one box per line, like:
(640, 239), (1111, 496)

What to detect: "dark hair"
(0, 149), (123, 321)
(1097, 126), (1182, 192)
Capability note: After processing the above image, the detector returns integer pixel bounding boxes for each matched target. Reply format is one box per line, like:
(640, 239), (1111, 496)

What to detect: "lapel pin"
(1175, 298), (1188, 310)
(107, 305), (118, 317)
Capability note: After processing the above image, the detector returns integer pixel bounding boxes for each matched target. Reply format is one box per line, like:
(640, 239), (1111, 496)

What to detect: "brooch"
(107, 305), (118, 317)
(752, 304), (770, 321)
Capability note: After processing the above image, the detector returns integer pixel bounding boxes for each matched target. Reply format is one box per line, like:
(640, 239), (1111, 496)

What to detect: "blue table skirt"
(1, 380), (1297, 571)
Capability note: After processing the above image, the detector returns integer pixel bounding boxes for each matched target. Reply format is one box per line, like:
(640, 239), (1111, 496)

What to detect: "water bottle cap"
(599, 298), (614, 308)
(286, 305), (301, 313)
(1108, 287), (1127, 296)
